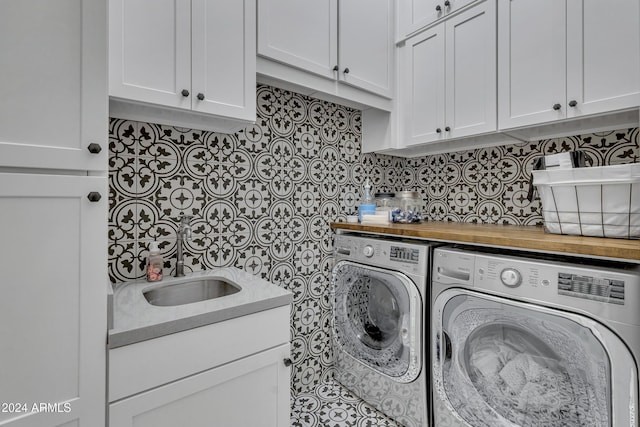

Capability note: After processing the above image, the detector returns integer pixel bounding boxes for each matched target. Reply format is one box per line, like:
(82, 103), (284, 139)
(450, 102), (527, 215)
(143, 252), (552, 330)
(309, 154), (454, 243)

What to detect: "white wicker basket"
(532, 163), (640, 239)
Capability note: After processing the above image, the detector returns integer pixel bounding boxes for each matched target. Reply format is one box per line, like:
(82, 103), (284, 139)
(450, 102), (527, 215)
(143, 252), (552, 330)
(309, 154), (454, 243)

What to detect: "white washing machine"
(331, 234), (434, 427)
(431, 245), (640, 427)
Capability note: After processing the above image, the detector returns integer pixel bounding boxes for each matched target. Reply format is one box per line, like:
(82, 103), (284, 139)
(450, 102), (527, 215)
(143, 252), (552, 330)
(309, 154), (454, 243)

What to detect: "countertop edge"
(330, 222), (640, 262)
(108, 293), (293, 349)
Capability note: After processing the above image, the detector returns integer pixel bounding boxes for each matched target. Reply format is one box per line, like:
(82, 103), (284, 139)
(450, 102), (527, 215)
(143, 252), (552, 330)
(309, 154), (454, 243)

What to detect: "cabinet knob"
(283, 358), (292, 367)
(436, 128), (442, 133)
(444, 0), (450, 6)
(343, 67), (350, 74)
(445, 126), (451, 132)
(332, 65), (339, 72)
(181, 89), (190, 97)
(568, 100), (578, 107)
(87, 192), (102, 202)
(87, 143), (102, 154)
(436, 4), (442, 11)
(553, 103), (562, 110)
(197, 93), (205, 101)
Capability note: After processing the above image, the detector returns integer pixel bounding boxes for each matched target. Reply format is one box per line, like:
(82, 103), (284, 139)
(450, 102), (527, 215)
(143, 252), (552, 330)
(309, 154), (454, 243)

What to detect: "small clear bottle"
(146, 241), (163, 282)
(358, 178), (376, 222)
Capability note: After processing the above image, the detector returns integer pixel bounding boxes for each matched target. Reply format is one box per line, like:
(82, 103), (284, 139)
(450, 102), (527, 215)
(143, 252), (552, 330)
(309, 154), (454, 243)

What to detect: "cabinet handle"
(181, 89), (190, 97)
(343, 67), (350, 74)
(436, 4), (442, 11)
(445, 126), (451, 132)
(568, 100), (578, 107)
(553, 103), (561, 110)
(197, 93), (205, 101)
(436, 128), (442, 133)
(87, 143), (102, 154)
(87, 192), (102, 202)
(333, 65), (339, 72)
(283, 358), (293, 367)
(444, 0), (450, 7)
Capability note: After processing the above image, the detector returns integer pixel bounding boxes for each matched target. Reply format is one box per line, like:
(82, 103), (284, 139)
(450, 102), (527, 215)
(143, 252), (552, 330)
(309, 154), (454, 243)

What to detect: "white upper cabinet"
(0, 0), (107, 171)
(257, 0), (338, 80)
(397, 0), (477, 39)
(338, 0), (394, 98)
(399, 0), (496, 147)
(257, 0), (394, 100)
(566, 0), (640, 117)
(109, 0), (256, 131)
(498, 0), (639, 130)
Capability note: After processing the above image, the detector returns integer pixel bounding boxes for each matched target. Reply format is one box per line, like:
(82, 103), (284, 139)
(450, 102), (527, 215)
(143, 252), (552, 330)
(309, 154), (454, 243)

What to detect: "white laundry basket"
(532, 163), (640, 239)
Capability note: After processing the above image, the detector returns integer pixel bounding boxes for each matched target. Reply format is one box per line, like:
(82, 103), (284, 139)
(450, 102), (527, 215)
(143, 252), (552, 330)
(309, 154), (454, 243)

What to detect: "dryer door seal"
(332, 260), (422, 383)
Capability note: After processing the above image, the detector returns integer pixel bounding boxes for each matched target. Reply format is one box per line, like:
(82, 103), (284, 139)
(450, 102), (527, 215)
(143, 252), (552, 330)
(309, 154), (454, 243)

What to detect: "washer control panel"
(334, 234), (429, 275)
(558, 273), (625, 304)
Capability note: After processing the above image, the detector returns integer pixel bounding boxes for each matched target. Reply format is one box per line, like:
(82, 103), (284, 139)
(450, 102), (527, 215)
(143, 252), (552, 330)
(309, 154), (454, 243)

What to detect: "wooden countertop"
(331, 221), (640, 262)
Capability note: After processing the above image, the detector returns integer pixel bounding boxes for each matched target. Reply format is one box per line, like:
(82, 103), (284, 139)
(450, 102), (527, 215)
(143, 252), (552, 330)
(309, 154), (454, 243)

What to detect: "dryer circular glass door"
(332, 260), (422, 383)
(432, 289), (635, 427)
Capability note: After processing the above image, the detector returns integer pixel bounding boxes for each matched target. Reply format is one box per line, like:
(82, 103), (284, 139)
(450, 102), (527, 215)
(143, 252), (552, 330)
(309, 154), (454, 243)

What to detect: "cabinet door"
(498, 0), (566, 129)
(566, 0), (640, 117)
(339, 0), (394, 98)
(399, 26), (446, 146)
(445, 0), (497, 139)
(0, 0), (107, 171)
(109, 0), (191, 110)
(109, 344), (291, 427)
(257, 0), (338, 79)
(397, 0), (477, 38)
(191, 0), (256, 121)
(0, 173), (107, 427)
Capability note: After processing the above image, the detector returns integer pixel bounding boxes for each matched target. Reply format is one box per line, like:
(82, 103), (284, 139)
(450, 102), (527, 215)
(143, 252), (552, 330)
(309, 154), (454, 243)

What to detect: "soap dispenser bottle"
(146, 241), (163, 282)
(358, 178), (376, 222)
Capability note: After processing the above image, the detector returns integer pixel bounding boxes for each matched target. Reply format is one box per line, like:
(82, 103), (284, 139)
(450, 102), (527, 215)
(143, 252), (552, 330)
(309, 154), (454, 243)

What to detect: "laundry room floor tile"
(291, 381), (402, 427)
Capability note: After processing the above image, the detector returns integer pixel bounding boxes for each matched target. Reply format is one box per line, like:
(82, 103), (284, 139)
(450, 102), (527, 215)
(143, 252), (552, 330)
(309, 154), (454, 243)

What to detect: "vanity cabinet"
(108, 306), (291, 427)
(398, 0), (496, 147)
(498, 0), (640, 130)
(257, 0), (394, 104)
(397, 0), (477, 38)
(109, 0), (256, 133)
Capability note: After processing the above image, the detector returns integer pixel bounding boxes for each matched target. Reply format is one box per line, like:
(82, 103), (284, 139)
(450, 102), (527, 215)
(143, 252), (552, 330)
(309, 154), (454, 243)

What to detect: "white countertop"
(108, 268), (293, 348)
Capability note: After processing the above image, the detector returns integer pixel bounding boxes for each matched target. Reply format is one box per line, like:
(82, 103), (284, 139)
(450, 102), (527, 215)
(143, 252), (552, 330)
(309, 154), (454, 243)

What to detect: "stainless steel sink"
(143, 278), (241, 307)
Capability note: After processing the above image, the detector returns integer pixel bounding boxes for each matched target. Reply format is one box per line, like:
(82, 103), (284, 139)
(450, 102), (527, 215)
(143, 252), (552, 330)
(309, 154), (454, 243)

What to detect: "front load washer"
(331, 234), (435, 427)
(431, 245), (640, 427)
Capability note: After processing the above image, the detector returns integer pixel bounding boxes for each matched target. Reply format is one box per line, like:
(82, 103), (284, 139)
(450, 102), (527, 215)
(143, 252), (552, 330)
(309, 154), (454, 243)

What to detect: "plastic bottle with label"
(146, 241), (163, 282)
(358, 178), (376, 222)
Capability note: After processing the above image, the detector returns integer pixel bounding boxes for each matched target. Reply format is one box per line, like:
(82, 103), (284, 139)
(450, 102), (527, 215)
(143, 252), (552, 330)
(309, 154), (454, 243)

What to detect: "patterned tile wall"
(408, 128), (639, 224)
(109, 83), (638, 393)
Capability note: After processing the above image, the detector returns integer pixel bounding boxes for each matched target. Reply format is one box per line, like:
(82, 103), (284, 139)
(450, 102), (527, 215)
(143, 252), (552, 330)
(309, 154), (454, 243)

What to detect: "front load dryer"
(331, 234), (435, 427)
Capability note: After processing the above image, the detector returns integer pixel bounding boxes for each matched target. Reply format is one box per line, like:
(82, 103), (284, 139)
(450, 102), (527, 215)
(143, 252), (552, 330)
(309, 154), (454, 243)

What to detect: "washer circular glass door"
(332, 260), (422, 383)
(432, 289), (636, 427)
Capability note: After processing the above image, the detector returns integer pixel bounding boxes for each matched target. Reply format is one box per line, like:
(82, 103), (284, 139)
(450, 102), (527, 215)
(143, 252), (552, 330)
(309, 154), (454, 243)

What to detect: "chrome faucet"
(174, 212), (193, 277)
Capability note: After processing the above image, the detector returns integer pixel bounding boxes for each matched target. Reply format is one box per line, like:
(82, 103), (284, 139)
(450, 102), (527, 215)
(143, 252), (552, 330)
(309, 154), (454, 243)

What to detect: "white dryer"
(431, 246), (640, 427)
(331, 234), (434, 427)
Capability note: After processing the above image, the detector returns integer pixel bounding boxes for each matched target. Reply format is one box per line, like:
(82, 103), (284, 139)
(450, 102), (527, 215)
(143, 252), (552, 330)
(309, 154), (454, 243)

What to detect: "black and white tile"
(109, 83), (639, 399)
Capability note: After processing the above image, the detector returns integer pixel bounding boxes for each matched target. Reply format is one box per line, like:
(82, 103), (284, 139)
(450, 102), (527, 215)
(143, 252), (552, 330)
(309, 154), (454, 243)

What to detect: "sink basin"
(143, 278), (241, 307)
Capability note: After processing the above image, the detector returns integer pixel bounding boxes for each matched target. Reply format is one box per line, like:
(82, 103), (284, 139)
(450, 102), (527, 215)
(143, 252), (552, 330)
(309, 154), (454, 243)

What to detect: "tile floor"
(291, 380), (402, 427)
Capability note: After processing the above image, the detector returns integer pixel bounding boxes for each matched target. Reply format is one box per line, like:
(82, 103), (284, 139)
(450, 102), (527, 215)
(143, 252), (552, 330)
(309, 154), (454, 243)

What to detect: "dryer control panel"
(334, 234), (431, 277)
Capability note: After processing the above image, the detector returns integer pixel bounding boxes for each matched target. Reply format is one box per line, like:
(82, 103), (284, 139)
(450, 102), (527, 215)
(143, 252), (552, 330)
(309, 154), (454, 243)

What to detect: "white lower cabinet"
(108, 306), (291, 427)
(109, 344), (290, 427)
(0, 173), (107, 427)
